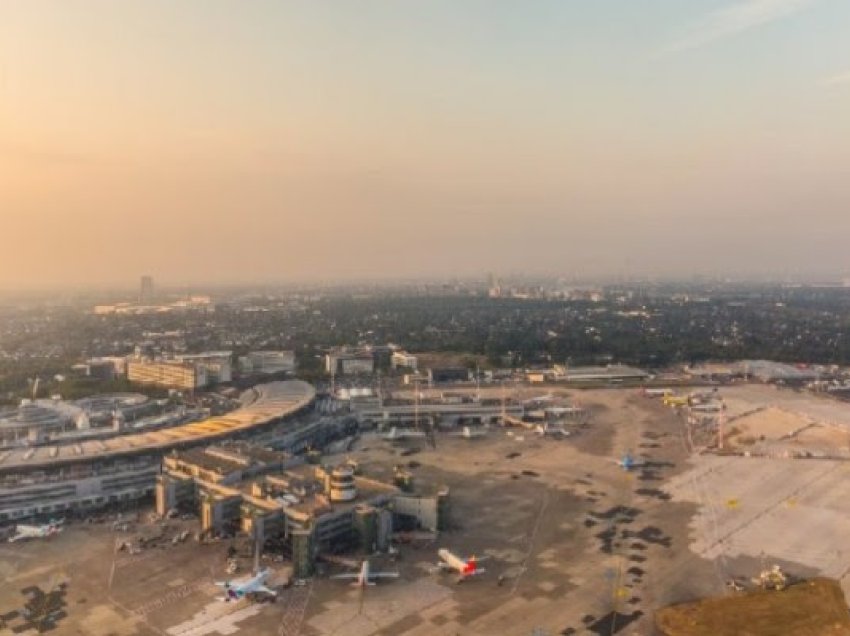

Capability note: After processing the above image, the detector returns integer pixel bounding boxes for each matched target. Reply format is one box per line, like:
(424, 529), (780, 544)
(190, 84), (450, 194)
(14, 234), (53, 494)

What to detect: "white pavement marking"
(134, 581), (213, 617)
(166, 601), (262, 636)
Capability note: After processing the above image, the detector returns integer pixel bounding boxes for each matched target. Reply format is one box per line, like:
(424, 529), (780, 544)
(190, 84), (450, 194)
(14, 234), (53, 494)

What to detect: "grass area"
(655, 578), (850, 636)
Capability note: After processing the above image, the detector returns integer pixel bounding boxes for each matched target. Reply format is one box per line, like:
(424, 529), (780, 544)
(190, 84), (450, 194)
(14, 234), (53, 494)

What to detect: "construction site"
(2, 382), (850, 635)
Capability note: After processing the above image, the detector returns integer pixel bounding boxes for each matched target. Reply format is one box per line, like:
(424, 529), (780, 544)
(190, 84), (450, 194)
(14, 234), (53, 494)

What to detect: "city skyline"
(2, 0), (850, 288)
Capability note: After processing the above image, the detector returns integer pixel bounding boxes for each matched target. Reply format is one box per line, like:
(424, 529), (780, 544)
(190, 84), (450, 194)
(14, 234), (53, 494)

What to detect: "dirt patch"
(656, 578), (850, 636)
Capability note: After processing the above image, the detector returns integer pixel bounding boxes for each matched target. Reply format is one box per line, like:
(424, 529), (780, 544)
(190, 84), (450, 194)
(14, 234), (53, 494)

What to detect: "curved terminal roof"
(0, 380), (314, 473)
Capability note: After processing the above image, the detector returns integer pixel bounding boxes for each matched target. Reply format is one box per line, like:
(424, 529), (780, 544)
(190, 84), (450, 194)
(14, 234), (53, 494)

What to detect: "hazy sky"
(2, 1), (850, 288)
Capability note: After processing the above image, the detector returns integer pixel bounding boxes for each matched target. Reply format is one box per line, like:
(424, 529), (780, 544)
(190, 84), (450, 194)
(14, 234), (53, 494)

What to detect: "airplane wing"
(330, 573), (361, 580)
(214, 581), (229, 587)
(256, 586), (276, 596)
(370, 572), (400, 579)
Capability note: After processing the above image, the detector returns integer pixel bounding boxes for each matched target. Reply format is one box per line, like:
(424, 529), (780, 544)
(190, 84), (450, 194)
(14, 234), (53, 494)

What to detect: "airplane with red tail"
(436, 549), (488, 582)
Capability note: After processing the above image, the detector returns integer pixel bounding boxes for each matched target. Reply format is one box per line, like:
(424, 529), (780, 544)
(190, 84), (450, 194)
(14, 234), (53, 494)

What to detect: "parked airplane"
(383, 427), (427, 441)
(643, 388), (673, 398)
(215, 568), (276, 602)
(522, 394), (554, 406)
(435, 549), (487, 582)
(8, 519), (64, 542)
(330, 560), (399, 587)
(616, 452), (646, 471)
(691, 402), (723, 413)
(534, 422), (570, 438)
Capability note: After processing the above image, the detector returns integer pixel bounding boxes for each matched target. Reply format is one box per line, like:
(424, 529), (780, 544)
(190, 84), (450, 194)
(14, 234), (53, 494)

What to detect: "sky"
(1, 0), (850, 289)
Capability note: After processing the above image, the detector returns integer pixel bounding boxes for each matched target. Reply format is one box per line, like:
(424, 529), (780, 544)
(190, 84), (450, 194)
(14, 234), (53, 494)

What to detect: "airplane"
(8, 519), (64, 543)
(690, 402), (723, 413)
(215, 567), (276, 602)
(449, 426), (487, 439)
(330, 560), (399, 587)
(522, 394), (554, 407)
(615, 452), (646, 471)
(383, 427), (427, 441)
(642, 388), (673, 398)
(534, 422), (570, 438)
(435, 549), (487, 582)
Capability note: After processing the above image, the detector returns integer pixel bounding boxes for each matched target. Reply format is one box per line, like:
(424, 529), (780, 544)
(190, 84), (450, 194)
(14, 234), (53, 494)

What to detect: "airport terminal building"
(0, 381), (316, 523)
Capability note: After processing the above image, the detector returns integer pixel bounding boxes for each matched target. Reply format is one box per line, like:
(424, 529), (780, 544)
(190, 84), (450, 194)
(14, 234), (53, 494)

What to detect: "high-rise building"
(140, 275), (155, 303)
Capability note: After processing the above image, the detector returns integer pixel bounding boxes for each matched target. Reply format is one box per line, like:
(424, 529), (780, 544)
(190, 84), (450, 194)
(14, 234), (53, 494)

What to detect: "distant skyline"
(2, 1), (850, 288)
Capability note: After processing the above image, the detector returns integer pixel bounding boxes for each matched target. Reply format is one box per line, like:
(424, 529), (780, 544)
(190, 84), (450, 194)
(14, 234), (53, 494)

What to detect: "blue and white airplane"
(215, 568), (276, 602)
(615, 452), (646, 471)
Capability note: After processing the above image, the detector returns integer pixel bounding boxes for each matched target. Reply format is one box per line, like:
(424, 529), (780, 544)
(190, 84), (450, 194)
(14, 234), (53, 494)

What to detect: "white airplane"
(215, 567), (276, 602)
(383, 427), (427, 441)
(330, 560), (399, 587)
(8, 519), (64, 542)
(690, 402), (723, 413)
(435, 549), (487, 582)
(449, 426), (487, 439)
(522, 394), (554, 406)
(534, 422), (570, 438)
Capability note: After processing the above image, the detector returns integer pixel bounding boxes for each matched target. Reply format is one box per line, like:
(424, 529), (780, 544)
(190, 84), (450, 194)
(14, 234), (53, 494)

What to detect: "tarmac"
(2, 384), (850, 635)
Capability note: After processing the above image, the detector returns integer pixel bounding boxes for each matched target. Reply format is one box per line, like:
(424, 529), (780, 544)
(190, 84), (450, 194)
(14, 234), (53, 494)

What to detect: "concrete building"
(391, 351), (418, 371)
(239, 350), (296, 375)
(0, 381), (315, 523)
(140, 275), (155, 303)
(428, 367), (471, 384)
(353, 400), (523, 429)
(0, 400), (88, 446)
(0, 393), (166, 447)
(742, 360), (820, 384)
(325, 350), (374, 376)
(561, 364), (649, 383)
(173, 351), (233, 384)
(156, 443), (447, 577)
(128, 361), (208, 390)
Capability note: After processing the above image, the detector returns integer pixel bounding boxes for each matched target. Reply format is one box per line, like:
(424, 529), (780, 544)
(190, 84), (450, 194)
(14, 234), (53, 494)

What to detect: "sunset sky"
(2, 1), (849, 288)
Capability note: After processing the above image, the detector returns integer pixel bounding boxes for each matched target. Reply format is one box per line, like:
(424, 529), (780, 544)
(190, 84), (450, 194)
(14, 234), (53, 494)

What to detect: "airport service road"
(667, 455), (850, 596)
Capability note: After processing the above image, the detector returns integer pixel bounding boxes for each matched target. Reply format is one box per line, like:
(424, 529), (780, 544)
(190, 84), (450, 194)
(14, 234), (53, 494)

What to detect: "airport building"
(0, 393), (161, 447)
(156, 444), (447, 577)
(741, 360), (820, 384)
(0, 381), (315, 523)
(560, 364), (650, 383)
(0, 400), (88, 446)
